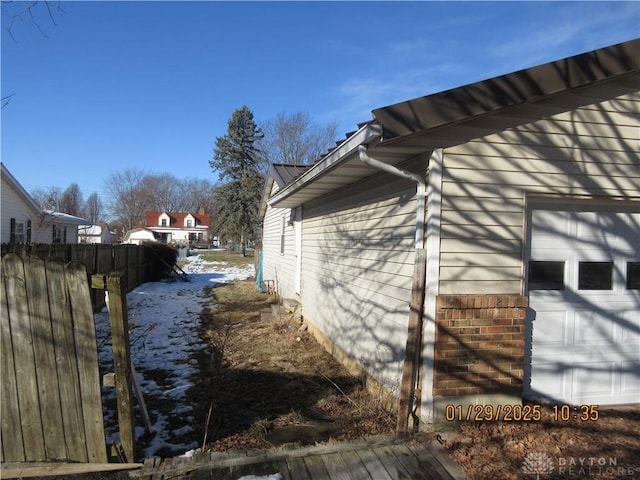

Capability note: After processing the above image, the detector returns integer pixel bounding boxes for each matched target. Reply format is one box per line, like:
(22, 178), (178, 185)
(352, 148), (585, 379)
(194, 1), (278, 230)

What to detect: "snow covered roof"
(43, 209), (91, 226)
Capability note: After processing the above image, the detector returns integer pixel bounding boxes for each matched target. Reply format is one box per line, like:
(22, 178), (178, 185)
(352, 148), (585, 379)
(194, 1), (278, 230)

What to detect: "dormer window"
(161, 219), (167, 226)
(187, 219), (193, 227)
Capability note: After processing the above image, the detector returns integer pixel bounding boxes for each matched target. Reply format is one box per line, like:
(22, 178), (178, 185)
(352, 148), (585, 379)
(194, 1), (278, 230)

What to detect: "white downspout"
(358, 145), (427, 436)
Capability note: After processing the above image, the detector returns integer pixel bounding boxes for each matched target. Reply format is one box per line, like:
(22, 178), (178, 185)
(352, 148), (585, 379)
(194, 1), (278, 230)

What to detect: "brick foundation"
(434, 294), (528, 396)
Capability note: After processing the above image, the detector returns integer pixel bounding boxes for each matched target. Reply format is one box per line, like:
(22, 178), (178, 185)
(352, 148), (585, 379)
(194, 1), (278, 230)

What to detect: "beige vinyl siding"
(300, 172), (419, 392)
(439, 89), (640, 294)
(261, 183), (298, 299)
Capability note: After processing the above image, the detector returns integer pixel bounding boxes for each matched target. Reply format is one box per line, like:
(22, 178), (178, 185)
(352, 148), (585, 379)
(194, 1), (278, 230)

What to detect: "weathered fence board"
(0, 260), (24, 462)
(24, 256), (66, 461)
(66, 261), (107, 463)
(46, 258), (87, 462)
(106, 273), (136, 463)
(0, 254), (107, 463)
(3, 254), (46, 461)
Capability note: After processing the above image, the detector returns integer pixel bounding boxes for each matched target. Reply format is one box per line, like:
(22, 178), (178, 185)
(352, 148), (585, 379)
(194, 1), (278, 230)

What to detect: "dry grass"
(187, 278), (396, 452)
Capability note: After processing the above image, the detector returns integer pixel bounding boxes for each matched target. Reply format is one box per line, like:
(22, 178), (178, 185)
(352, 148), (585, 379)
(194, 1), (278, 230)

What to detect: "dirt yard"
(183, 278), (396, 453)
(140, 273), (639, 479)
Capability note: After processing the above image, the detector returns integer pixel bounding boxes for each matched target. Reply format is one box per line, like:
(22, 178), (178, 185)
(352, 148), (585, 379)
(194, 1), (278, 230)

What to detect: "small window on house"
(529, 261), (565, 290)
(161, 219), (167, 226)
(187, 219), (193, 227)
(280, 216), (285, 255)
(627, 262), (640, 290)
(578, 261), (613, 290)
(15, 222), (25, 243)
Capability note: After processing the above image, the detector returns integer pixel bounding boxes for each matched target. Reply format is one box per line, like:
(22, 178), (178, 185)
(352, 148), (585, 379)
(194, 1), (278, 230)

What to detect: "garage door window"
(529, 261), (565, 290)
(578, 261), (613, 290)
(627, 262), (640, 290)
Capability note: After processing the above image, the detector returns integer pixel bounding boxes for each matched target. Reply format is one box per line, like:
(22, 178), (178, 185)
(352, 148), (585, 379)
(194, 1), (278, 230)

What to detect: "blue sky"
(2, 1), (638, 209)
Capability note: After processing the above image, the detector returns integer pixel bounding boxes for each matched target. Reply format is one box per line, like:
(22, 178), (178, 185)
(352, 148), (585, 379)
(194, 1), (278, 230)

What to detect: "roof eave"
(373, 38), (640, 143)
(268, 123), (382, 208)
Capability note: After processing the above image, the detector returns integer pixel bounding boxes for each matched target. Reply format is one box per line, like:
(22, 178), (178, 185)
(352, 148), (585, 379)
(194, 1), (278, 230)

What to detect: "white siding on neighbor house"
(301, 171), (421, 393)
(438, 89), (640, 295)
(1, 176), (53, 244)
(262, 183), (299, 299)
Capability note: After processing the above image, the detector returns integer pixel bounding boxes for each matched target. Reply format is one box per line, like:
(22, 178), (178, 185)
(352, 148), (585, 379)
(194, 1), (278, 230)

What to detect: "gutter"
(358, 145), (427, 437)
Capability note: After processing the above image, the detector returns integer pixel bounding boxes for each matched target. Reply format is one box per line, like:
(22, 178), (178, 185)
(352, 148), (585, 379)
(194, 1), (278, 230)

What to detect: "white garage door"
(525, 203), (640, 405)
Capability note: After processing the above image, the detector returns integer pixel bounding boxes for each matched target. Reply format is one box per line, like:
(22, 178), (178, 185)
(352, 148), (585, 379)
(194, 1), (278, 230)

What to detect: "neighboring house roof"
(269, 38), (640, 209)
(2, 162), (91, 226)
(145, 211), (210, 227)
(44, 209), (90, 226)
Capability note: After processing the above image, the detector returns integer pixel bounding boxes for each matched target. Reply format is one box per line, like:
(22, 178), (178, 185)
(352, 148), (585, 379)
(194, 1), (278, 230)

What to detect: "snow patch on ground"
(96, 254), (254, 459)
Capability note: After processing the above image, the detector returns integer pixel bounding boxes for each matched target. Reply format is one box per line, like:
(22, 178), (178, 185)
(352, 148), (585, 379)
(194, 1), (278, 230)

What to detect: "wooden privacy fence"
(1, 244), (149, 311)
(1, 253), (107, 463)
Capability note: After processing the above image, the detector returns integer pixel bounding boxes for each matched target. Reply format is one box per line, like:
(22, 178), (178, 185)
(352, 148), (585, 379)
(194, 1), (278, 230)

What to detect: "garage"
(525, 201), (640, 405)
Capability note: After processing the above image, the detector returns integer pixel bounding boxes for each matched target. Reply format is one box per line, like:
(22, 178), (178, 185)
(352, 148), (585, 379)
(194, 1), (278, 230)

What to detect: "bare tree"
(83, 192), (102, 223)
(181, 178), (216, 213)
(104, 168), (152, 231)
(259, 111), (340, 167)
(30, 186), (62, 210)
(2, 1), (64, 108)
(58, 183), (83, 216)
(2, 0), (64, 41)
(140, 173), (182, 212)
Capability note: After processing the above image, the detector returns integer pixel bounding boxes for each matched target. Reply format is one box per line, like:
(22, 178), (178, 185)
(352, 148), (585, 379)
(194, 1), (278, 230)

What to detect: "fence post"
(94, 273), (135, 462)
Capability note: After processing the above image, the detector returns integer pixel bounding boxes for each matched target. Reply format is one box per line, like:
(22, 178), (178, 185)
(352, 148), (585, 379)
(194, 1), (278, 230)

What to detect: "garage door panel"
(530, 362), (566, 398)
(621, 362), (640, 395)
(574, 310), (617, 345)
(527, 204), (640, 406)
(576, 211), (625, 244)
(531, 310), (570, 347)
(621, 312), (640, 344)
(572, 362), (615, 397)
(531, 210), (571, 237)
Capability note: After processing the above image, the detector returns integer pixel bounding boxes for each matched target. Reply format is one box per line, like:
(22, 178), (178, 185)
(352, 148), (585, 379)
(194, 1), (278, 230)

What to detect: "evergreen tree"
(210, 106), (264, 256)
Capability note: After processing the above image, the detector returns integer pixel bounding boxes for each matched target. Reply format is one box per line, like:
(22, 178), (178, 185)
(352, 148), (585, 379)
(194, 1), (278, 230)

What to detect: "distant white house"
(78, 223), (117, 244)
(1, 163), (90, 244)
(122, 227), (160, 245)
(144, 210), (213, 245)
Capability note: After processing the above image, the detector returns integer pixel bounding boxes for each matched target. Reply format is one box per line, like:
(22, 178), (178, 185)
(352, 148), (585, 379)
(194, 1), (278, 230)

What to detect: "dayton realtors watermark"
(522, 451), (639, 478)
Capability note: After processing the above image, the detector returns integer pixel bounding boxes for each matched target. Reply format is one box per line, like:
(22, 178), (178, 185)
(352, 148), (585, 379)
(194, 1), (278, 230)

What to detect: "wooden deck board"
(356, 448), (394, 480)
(339, 450), (372, 480)
(321, 452), (352, 480)
(409, 444), (467, 480)
(286, 455), (312, 480)
(303, 454), (331, 479)
(129, 436), (465, 480)
(387, 444), (431, 480)
(372, 445), (413, 480)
